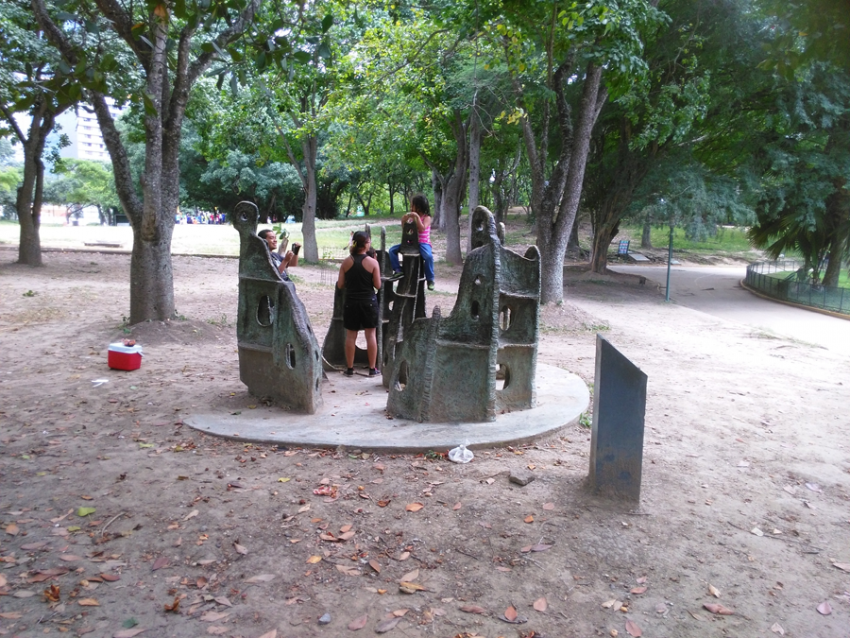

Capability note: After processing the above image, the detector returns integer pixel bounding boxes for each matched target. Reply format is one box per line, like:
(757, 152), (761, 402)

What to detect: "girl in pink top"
(388, 194), (436, 290)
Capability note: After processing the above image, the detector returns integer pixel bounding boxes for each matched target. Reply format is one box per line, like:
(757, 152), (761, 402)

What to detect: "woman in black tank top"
(336, 232), (382, 376)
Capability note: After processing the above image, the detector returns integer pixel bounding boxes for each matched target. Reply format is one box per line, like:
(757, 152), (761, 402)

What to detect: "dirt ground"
(1, 243), (849, 638)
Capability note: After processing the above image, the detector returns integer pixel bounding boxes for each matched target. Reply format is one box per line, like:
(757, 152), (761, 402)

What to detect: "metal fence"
(745, 260), (850, 315)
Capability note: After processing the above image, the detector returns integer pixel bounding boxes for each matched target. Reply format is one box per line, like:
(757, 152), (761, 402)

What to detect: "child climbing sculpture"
(388, 194), (435, 290)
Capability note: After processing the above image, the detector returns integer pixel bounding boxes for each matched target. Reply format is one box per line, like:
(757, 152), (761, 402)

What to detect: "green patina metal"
(233, 201), (323, 413)
(381, 217), (428, 388)
(321, 225), (389, 371)
(386, 206), (540, 422)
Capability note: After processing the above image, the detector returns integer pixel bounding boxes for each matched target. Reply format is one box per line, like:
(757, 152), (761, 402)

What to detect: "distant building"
(54, 98), (125, 162)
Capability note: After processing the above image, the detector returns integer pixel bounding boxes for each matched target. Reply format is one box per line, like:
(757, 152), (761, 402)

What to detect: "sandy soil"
(1, 244), (849, 638)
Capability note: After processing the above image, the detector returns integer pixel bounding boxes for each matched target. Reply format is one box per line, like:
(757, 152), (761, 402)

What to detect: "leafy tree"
(481, 0), (665, 303)
(32, 0), (264, 322)
(51, 158), (120, 223)
(0, 0), (75, 265)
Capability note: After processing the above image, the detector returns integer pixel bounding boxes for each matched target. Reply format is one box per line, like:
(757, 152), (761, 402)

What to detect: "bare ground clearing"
(0, 245), (849, 638)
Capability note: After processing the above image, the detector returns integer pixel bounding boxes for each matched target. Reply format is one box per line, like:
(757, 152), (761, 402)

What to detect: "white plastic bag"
(448, 444), (474, 464)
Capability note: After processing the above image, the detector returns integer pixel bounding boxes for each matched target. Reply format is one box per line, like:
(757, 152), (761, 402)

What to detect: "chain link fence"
(745, 260), (850, 315)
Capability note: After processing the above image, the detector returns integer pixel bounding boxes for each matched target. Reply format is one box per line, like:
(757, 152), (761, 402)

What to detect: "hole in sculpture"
(476, 222), (484, 232)
(395, 360), (409, 392)
(473, 275), (482, 286)
(500, 305), (512, 331)
(495, 362), (511, 391)
(285, 343), (296, 369)
(314, 350), (320, 361)
(257, 295), (275, 326)
(315, 377), (320, 391)
(471, 300), (480, 320)
(240, 211), (248, 222)
(355, 333), (367, 350)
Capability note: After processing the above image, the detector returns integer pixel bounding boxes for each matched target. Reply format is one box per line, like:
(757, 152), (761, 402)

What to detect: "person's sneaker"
(344, 368), (354, 377)
(427, 281), (435, 291)
(385, 271), (404, 282)
(368, 368), (380, 377)
(292, 242), (301, 256)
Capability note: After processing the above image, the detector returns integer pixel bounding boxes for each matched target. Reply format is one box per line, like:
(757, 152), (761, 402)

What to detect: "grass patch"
(764, 269), (850, 288)
(620, 225), (757, 255)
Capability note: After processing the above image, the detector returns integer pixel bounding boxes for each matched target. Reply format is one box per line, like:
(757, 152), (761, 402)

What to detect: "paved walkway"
(187, 364), (589, 452)
(612, 264), (850, 356)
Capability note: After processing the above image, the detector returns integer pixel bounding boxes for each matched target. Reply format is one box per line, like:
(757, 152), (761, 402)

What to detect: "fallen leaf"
(43, 584), (60, 603)
(348, 614), (368, 630)
(770, 623), (785, 635)
(805, 483), (822, 492)
(602, 599), (617, 609)
(76, 507), (96, 517)
(21, 541), (48, 550)
(531, 543), (552, 552)
(453, 502), (462, 510)
(533, 597), (547, 612)
(59, 554), (83, 562)
(688, 611), (706, 621)
(504, 605), (518, 621)
(460, 605), (487, 614)
(336, 564), (359, 576)
(339, 531), (355, 541)
(832, 562), (850, 572)
(78, 598), (100, 606)
(369, 560), (381, 573)
(101, 573), (120, 582)
(113, 629), (147, 638)
(392, 609), (409, 617)
(524, 515), (534, 523)
(751, 527), (764, 537)
(0, 612), (22, 619)
(206, 629), (228, 636)
(625, 619), (642, 637)
(151, 556), (169, 571)
(183, 509), (199, 521)
(13, 590), (36, 598)
(164, 597), (180, 613)
(708, 584), (721, 598)
(375, 616), (402, 634)
(200, 611), (229, 622)
(245, 573), (276, 583)
(306, 555), (322, 564)
(400, 569), (419, 582)
(405, 503), (424, 512)
(214, 596), (232, 607)
(397, 551), (410, 561)
(630, 586), (647, 595)
(399, 582), (425, 593)
(703, 603), (734, 615)
(543, 503), (555, 510)
(233, 543), (248, 555)
(0, 574), (6, 587)
(5, 523), (19, 536)
(817, 601), (832, 615)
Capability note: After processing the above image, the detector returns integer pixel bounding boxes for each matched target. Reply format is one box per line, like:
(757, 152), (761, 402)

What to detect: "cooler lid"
(108, 343), (144, 354)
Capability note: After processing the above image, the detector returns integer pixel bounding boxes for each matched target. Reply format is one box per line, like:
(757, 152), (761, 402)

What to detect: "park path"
(611, 263), (850, 357)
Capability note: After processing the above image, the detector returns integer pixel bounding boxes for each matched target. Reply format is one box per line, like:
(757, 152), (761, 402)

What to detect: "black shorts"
(343, 297), (379, 331)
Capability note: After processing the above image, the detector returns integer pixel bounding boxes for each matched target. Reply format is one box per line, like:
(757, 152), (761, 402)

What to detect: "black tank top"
(345, 254), (376, 302)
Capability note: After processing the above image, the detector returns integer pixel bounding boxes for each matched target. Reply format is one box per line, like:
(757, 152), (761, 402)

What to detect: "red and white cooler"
(108, 342), (144, 371)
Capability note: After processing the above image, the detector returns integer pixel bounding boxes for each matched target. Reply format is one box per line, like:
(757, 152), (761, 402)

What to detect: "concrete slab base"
(186, 364), (589, 452)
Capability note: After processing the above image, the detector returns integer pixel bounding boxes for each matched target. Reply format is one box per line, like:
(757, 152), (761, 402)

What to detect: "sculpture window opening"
(500, 305), (512, 331)
(495, 363), (510, 390)
(396, 360), (409, 392)
(285, 343), (296, 369)
(471, 300), (480, 320)
(257, 295), (275, 327)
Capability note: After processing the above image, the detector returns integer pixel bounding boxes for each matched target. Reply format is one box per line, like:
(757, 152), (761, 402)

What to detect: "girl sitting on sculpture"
(388, 193), (435, 291)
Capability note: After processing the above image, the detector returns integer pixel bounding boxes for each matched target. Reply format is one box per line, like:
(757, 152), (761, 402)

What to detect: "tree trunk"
(300, 135), (319, 262)
(590, 220), (619, 273)
(641, 222), (653, 248)
(130, 222), (175, 320)
(431, 169), (443, 229)
(466, 108), (481, 253)
(537, 63), (607, 304)
(566, 216), (580, 258)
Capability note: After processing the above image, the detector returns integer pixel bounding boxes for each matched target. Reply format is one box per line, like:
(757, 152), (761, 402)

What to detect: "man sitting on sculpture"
(258, 228), (300, 279)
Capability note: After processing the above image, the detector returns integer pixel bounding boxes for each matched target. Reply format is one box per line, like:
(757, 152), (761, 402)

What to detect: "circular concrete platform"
(186, 363), (589, 452)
